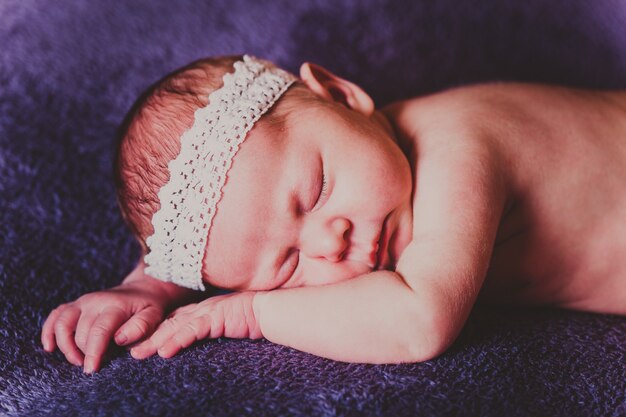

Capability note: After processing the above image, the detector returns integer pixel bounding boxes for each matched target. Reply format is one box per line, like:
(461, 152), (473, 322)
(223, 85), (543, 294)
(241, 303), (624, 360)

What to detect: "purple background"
(1, 0), (625, 416)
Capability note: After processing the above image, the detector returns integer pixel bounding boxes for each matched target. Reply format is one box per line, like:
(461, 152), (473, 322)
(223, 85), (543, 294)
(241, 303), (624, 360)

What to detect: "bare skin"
(41, 61), (626, 373)
(386, 83), (626, 314)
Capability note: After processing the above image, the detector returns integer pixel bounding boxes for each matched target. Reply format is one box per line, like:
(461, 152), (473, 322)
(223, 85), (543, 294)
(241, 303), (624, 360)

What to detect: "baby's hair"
(113, 55), (310, 252)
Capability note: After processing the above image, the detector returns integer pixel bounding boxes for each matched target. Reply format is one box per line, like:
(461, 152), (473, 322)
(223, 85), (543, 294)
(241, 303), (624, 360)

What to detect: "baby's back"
(391, 83), (626, 314)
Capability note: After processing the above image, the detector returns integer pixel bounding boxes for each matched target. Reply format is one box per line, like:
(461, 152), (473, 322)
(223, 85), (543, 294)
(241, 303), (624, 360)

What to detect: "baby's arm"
(41, 258), (201, 373)
(252, 139), (507, 363)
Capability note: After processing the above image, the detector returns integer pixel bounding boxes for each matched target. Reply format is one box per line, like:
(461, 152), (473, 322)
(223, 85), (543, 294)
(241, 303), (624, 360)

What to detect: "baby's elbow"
(404, 303), (460, 363)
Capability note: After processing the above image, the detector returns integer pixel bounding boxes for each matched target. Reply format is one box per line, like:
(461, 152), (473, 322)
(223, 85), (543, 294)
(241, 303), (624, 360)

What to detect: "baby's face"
(201, 99), (413, 291)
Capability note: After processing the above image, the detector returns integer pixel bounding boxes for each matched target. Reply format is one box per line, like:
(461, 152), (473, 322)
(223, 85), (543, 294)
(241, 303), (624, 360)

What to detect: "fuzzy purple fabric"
(1, 0), (625, 416)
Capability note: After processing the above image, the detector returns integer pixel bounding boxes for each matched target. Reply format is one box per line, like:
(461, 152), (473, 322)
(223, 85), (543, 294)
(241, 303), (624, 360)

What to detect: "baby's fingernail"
(116, 333), (127, 345)
(43, 341), (51, 351)
(83, 356), (96, 373)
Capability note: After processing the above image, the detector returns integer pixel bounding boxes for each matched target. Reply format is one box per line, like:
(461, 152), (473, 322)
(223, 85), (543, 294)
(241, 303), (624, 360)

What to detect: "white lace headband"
(144, 55), (297, 290)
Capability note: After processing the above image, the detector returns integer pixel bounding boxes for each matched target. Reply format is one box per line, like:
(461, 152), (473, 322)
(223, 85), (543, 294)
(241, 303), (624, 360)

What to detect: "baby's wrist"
(122, 259), (200, 307)
(122, 275), (197, 309)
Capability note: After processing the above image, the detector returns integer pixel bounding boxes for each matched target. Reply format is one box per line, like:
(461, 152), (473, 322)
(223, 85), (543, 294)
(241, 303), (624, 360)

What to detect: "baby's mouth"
(374, 213), (391, 270)
(343, 214), (393, 270)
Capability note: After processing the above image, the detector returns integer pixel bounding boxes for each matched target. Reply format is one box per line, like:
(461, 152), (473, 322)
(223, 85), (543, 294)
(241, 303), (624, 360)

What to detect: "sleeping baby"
(41, 55), (626, 374)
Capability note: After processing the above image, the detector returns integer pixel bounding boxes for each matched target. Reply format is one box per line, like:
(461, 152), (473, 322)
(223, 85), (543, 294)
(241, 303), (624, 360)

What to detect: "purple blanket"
(1, 0), (625, 415)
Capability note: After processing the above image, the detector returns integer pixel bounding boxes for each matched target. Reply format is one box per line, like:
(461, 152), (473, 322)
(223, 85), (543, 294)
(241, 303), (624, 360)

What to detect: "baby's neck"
(371, 109), (396, 138)
(376, 106), (417, 161)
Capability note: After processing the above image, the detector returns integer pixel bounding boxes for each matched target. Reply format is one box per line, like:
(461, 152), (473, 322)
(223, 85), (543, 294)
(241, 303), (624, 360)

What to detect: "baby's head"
(115, 55), (413, 292)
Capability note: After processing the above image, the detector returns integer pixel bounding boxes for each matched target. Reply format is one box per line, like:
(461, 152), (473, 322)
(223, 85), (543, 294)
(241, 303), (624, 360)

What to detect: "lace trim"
(144, 55), (296, 290)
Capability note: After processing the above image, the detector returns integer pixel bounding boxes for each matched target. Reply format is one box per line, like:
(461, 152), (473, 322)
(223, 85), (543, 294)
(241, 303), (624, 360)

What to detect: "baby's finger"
(158, 318), (207, 358)
(75, 313), (98, 354)
(130, 339), (158, 360)
(150, 316), (183, 345)
(53, 307), (84, 366)
(41, 306), (64, 352)
(83, 308), (128, 374)
(131, 317), (181, 359)
(166, 303), (198, 319)
(114, 306), (163, 346)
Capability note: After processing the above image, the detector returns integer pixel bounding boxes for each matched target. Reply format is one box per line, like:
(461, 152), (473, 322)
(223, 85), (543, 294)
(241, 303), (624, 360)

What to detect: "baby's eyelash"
(313, 173), (329, 210)
(320, 174), (328, 200)
(310, 169), (329, 212)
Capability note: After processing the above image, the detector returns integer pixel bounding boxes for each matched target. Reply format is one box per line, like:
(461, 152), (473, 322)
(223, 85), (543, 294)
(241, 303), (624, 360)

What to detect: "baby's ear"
(299, 62), (374, 116)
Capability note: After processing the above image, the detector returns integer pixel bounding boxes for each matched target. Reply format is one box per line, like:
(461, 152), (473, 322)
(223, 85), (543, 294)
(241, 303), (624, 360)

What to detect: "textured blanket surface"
(1, 0), (625, 416)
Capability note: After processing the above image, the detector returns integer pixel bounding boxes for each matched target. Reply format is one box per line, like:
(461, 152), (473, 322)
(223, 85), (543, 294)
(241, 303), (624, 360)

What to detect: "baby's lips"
(343, 245), (378, 270)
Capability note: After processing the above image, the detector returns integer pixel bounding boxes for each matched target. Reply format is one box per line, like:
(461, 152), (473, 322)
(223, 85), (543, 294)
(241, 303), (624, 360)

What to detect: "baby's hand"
(41, 281), (170, 373)
(130, 291), (262, 360)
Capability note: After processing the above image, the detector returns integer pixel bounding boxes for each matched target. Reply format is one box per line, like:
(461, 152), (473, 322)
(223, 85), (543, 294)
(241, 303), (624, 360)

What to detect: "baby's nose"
(302, 217), (351, 262)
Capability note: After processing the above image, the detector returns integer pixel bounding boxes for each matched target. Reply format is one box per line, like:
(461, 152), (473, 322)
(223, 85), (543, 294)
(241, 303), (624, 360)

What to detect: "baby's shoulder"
(383, 83), (531, 157)
(384, 82), (534, 136)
